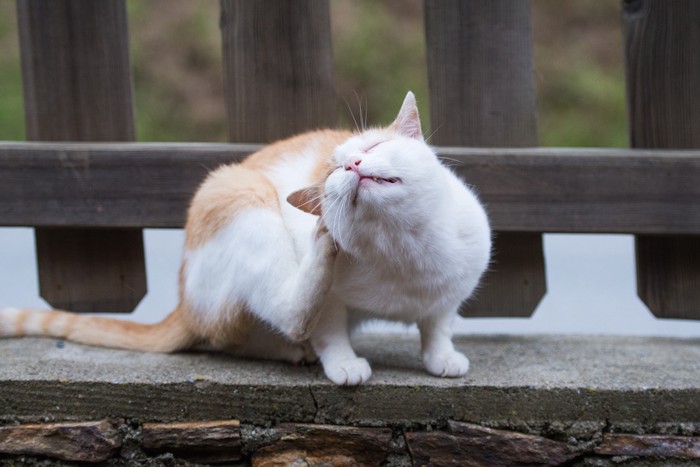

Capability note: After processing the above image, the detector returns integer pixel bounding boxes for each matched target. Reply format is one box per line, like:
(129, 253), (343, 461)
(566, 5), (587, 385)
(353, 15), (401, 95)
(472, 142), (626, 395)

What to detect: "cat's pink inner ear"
(287, 187), (322, 216)
(390, 91), (423, 141)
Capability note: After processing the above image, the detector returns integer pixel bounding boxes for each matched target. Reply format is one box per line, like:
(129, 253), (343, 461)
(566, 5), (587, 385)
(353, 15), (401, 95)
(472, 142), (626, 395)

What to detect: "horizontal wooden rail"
(1, 142), (699, 234)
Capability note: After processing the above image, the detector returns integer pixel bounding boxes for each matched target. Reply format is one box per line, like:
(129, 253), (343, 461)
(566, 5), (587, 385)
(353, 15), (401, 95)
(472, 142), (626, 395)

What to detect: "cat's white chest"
(332, 242), (462, 321)
(330, 205), (490, 322)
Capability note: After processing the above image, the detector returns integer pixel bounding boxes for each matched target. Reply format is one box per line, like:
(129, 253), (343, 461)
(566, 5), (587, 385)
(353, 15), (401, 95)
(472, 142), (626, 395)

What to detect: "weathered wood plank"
(1, 143), (700, 234)
(460, 232), (546, 318)
(623, 0), (700, 320)
(424, 1), (537, 147)
(636, 236), (700, 320)
(405, 421), (578, 466)
(0, 142), (247, 228)
(596, 433), (700, 458)
(252, 424), (392, 467)
(220, 0), (336, 143)
(142, 420), (242, 463)
(17, 0), (145, 313)
(0, 420), (121, 463)
(424, 0), (545, 317)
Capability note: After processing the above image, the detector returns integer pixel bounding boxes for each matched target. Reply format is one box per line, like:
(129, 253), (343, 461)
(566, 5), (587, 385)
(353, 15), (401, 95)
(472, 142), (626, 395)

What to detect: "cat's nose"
(344, 157), (362, 172)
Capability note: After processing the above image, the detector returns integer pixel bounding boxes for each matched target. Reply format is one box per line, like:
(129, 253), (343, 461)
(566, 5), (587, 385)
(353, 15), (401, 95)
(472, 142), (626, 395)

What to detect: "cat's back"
(185, 129), (351, 250)
(245, 129), (351, 205)
(242, 129), (351, 175)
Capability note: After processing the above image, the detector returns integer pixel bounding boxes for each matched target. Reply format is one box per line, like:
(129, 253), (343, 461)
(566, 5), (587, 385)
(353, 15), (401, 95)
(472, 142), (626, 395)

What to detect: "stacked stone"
(1, 419), (699, 465)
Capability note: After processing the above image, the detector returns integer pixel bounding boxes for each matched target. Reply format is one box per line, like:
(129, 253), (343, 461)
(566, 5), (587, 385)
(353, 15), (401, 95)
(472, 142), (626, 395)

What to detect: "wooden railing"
(2, 0), (699, 320)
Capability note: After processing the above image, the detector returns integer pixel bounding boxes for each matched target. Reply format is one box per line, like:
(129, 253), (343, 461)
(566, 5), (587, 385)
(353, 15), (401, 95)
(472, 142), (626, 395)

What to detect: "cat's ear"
(287, 187), (323, 216)
(390, 91), (423, 141)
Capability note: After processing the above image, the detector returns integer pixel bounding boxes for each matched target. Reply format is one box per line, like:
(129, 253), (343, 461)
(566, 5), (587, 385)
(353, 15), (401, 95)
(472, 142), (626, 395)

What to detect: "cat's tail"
(0, 305), (197, 353)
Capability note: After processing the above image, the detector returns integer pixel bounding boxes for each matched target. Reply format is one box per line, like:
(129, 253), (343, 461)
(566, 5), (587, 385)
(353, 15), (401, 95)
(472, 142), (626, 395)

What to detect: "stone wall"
(1, 419), (700, 465)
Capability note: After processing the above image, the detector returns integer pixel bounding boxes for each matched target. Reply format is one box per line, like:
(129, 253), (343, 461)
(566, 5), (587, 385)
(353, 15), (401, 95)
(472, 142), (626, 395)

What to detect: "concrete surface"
(1, 334), (699, 428)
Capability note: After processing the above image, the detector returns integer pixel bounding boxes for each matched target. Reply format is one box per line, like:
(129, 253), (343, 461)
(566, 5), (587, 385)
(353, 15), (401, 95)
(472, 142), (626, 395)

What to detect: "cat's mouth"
(348, 173), (402, 205)
(359, 175), (401, 184)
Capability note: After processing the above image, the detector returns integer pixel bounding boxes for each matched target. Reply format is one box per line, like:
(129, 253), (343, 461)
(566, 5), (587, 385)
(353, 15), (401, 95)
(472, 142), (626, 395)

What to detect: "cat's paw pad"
(323, 357), (372, 385)
(423, 350), (470, 378)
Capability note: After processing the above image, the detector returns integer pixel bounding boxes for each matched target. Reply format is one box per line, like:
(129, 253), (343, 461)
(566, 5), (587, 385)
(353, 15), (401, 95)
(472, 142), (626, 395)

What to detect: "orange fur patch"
(241, 129), (351, 174)
(307, 130), (353, 184)
(186, 129), (352, 250)
(185, 165), (279, 250)
(40, 311), (58, 334)
(15, 309), (27, 335)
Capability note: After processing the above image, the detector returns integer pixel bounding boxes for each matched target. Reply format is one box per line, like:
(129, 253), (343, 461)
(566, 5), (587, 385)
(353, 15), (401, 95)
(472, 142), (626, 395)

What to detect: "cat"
(0, 92), (491, 385)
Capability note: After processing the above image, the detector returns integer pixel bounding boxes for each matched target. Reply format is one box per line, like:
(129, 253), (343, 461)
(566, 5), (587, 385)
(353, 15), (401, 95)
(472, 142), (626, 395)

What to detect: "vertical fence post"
(623, 0), (700, 319)
(219, 0), (336, 143)
(17, 0), (145, 313)
(424, 0), (546, 316)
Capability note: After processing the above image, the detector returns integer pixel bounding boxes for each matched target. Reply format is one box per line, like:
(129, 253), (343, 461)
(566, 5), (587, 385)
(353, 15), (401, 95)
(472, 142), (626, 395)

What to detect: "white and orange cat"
(0, 92), (491, 385)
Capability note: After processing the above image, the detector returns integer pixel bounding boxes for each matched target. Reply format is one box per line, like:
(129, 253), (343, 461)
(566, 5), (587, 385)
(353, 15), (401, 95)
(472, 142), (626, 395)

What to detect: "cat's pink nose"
(344, 157), (362, 172)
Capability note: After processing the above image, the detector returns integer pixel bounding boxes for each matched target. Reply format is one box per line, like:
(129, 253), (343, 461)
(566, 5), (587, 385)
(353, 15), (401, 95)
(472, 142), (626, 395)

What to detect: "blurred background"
(0, 0), (627, 145)
(1, 0), (698, 336)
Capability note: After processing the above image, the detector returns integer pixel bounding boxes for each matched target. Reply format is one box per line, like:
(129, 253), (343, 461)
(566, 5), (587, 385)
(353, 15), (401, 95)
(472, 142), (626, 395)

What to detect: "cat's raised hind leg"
(185, 208), (337, 344)
(228, 323), (317, 365)
(276, 223), (338, 341)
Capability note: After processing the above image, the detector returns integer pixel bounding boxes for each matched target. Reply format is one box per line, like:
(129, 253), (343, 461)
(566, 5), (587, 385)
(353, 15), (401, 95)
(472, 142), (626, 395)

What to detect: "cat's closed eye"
(363, 141), (386, 153)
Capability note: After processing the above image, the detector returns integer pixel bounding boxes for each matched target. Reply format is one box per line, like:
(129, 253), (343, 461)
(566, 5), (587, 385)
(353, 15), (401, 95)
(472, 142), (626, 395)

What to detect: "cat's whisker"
(353, 90), (368, 131)
(322, 196), (343, 240)
(328, 197), (348, 251)
(362, 94), (369, 131)
(339, 200), (353, 258)
(300, 193), (324, 211)
(353, 90), (362, 131)
(438, 156), (466, 168)
(340, 205), (350, 252)
(342, 95), (361, 133)
(313, 221), (323, 241)
(424, 124), (445, 144)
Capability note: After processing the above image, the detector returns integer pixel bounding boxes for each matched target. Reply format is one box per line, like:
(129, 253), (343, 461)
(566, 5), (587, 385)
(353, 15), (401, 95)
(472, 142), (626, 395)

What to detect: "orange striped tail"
(0, 306), (196, 353)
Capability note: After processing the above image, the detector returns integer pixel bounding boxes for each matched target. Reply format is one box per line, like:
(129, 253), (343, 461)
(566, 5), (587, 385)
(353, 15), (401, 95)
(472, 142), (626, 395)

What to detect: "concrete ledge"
(2, 334), (699, 430)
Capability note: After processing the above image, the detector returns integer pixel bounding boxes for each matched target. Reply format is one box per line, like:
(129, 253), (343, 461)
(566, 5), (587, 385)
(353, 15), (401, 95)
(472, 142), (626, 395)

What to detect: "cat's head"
(289, 92), (446, 249)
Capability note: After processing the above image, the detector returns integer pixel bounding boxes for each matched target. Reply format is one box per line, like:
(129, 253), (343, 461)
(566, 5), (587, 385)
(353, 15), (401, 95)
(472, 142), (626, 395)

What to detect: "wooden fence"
(1, 0), (699, 321)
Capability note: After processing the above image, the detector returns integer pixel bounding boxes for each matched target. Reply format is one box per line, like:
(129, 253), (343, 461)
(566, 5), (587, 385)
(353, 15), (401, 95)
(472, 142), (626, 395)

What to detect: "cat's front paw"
(423, 350), (470, 378)
(314, 218), (339, 257)
(323, 357), (372, 385)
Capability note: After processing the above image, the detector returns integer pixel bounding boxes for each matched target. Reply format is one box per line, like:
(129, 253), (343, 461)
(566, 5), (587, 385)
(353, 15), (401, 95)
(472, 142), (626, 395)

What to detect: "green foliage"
(331, 0), (430, 131)
(538, 64), (628, 147)
(0, 62), (24, 141)
(126, 0), (226, 142)
(0, 1), (24, 140)
(531, 0), (628, 147)
(0, 0), (628, 148)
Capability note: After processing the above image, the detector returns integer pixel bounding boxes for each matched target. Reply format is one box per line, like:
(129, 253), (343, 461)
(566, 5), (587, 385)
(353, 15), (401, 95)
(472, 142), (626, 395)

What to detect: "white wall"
(2, 227), (699, 337)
